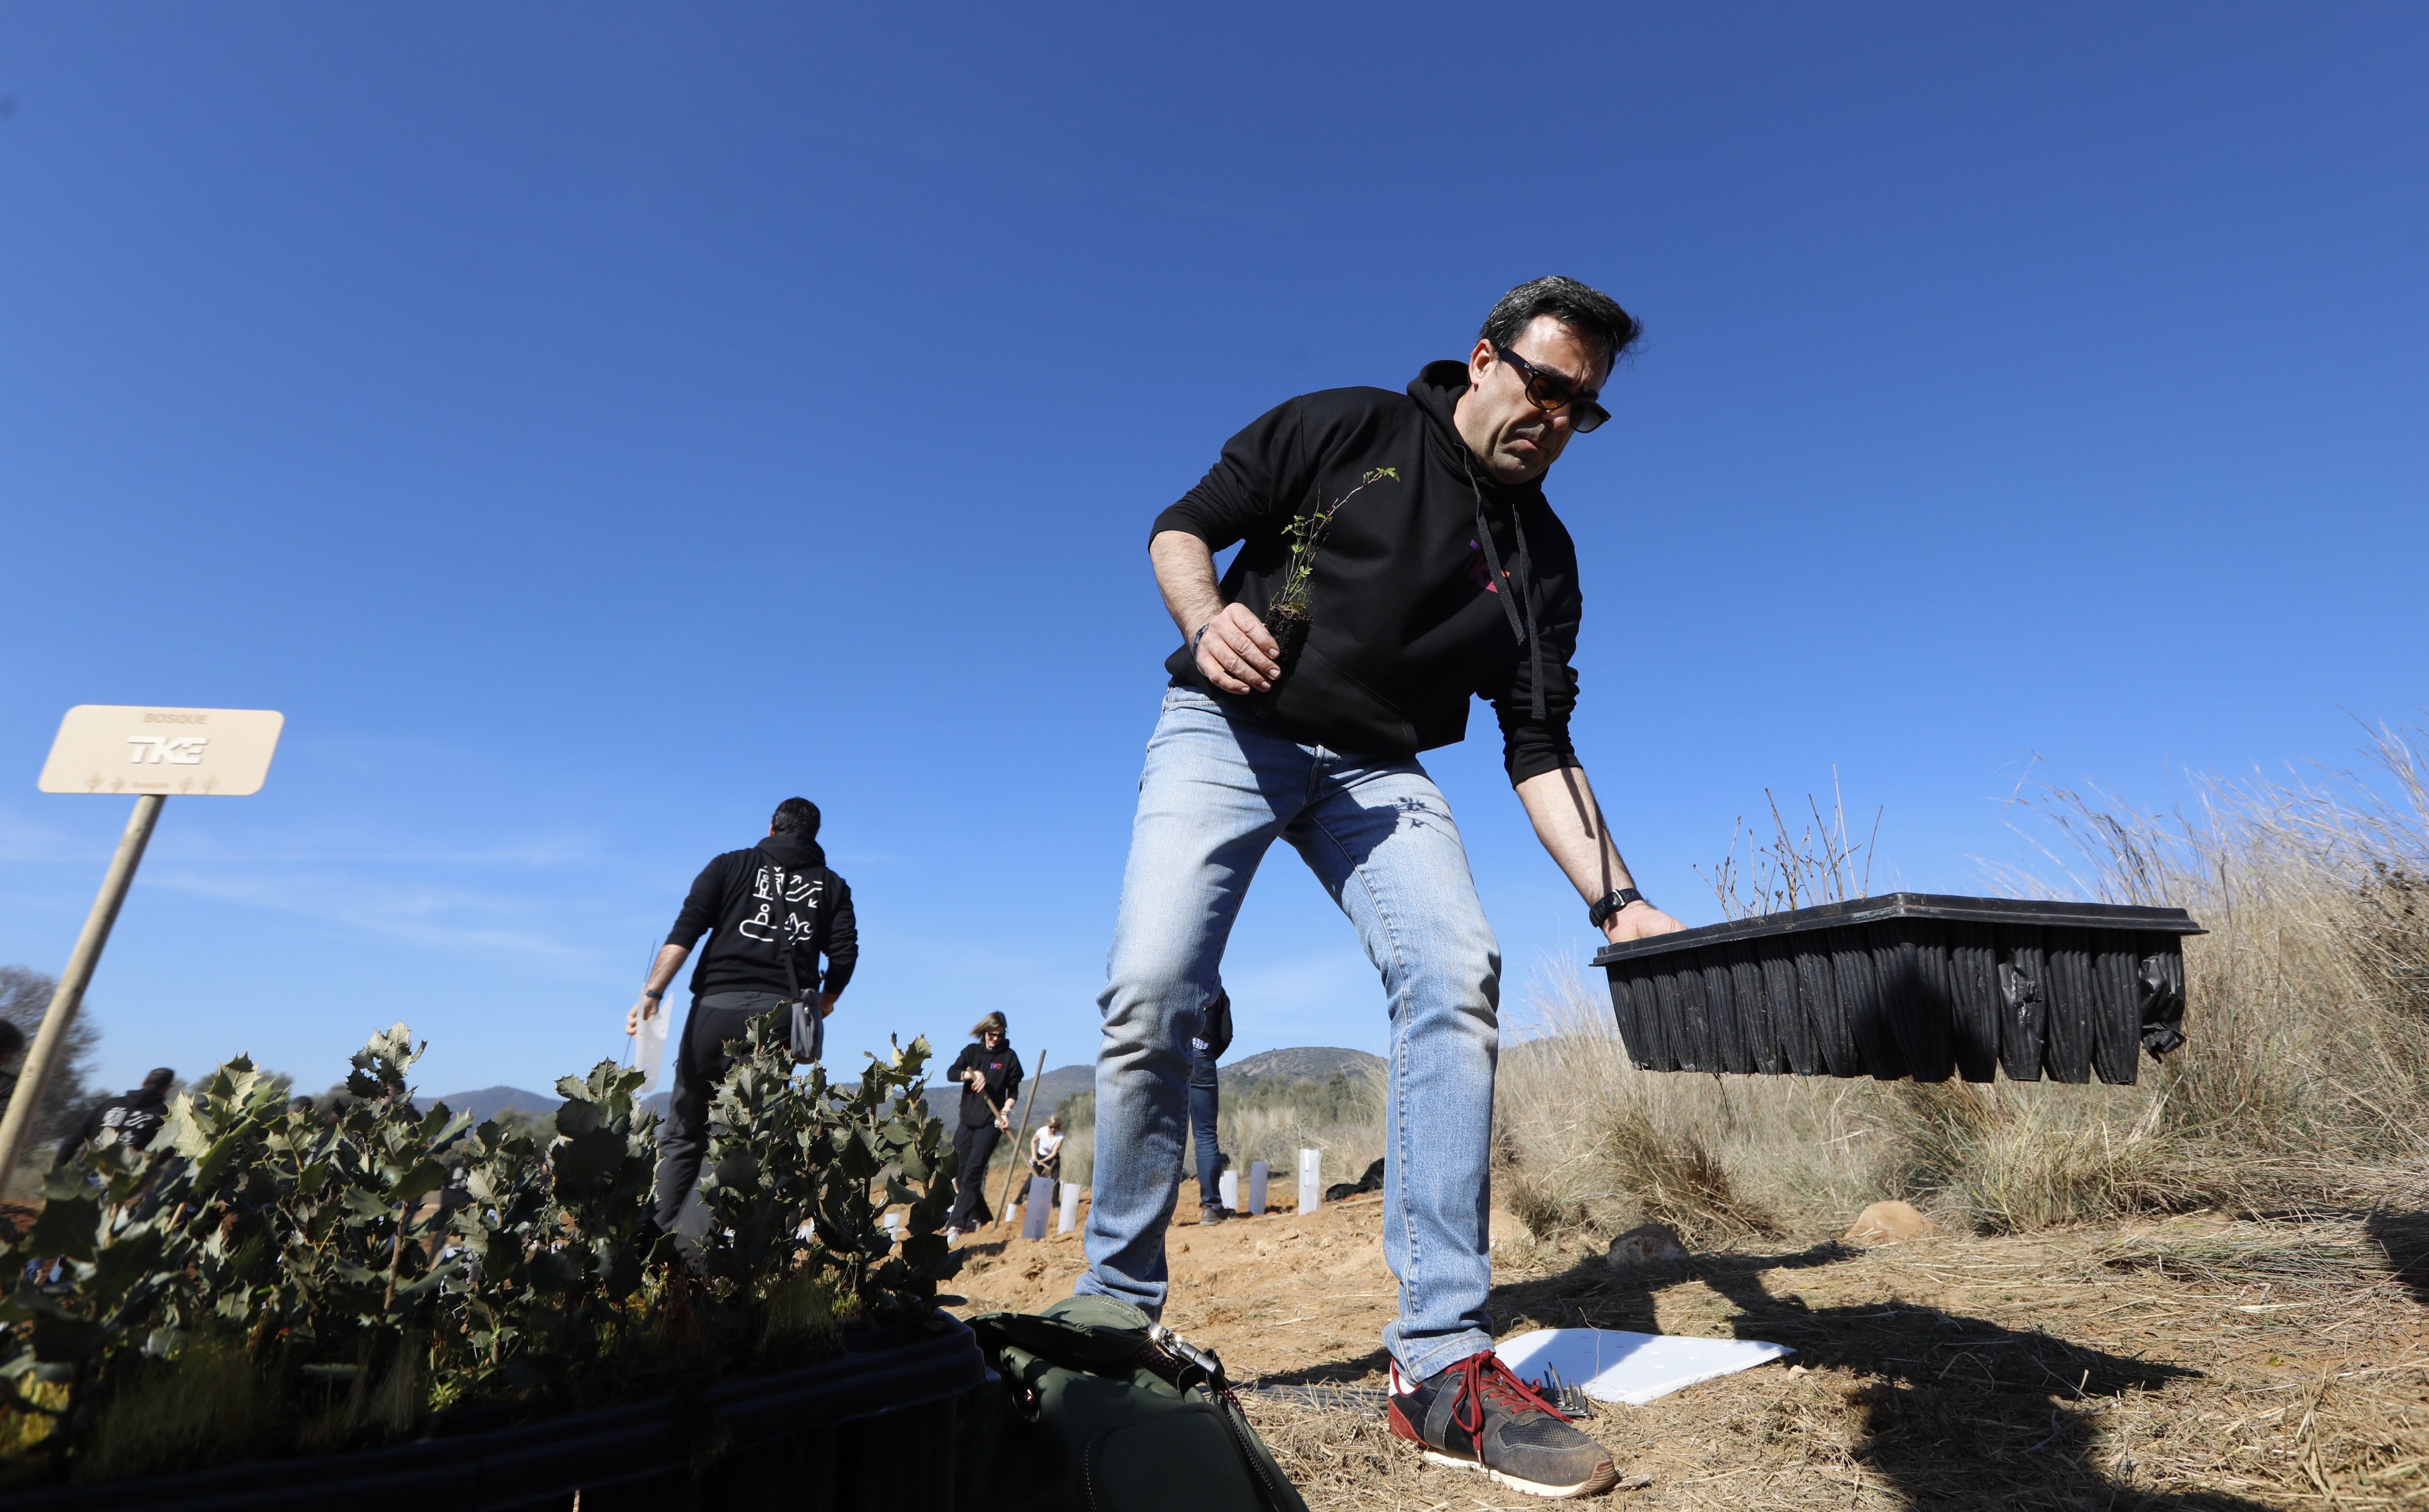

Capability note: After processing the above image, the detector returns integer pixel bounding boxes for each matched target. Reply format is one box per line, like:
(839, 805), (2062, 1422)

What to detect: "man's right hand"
(1193, 602), (1283, 695)
(625, 997), (659, 1036)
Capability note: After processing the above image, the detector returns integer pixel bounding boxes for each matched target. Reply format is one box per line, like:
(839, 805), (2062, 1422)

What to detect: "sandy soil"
(945, 1193), (2429, 1509)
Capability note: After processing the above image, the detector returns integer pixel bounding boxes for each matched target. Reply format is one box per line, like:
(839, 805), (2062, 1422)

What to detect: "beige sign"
(37, 706), (285, 797)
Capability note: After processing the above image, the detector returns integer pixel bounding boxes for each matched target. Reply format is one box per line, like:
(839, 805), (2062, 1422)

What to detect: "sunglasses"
(1495, 347), (1610, 433)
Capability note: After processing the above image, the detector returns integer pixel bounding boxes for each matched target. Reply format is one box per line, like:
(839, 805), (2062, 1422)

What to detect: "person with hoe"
(1076, 276), (1687, 1498)
(627, 797), (858, 1254)
(943, 1012), (1022, 1240)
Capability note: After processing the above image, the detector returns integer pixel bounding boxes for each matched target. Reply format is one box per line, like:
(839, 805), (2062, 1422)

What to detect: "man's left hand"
(818, 991), (838, 1019)
(1603, 900), (1687, 944)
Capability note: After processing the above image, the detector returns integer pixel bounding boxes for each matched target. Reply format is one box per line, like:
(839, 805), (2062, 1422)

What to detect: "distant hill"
(444, 1051), (1378, 1131)
(421, 1085), (562, 1122)
(1222, 1047), (1385, 1085)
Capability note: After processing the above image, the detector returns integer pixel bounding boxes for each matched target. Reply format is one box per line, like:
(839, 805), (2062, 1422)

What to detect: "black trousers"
(654, 990), (790, 1241)
(948, 1121), (1003, 1230)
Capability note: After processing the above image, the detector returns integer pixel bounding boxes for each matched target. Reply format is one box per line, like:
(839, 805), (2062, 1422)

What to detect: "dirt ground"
(944, 1192), (2429, 1509)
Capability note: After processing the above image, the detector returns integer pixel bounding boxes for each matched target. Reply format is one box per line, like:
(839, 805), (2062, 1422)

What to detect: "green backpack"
(960, 1295), (1310, 1512)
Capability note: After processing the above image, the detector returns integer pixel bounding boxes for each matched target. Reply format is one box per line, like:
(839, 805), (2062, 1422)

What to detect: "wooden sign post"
(0, 706), (285, 1179)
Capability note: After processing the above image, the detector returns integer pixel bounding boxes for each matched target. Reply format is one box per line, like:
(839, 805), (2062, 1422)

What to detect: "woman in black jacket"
(944, 1012), (1022, 1238)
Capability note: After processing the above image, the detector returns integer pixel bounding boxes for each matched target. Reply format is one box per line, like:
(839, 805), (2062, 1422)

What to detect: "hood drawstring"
(1465, 456), (1547, 722)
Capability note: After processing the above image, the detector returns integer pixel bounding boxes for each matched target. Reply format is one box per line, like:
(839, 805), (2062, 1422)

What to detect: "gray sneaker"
(1388, 1352), (1618, 1498)
(1199, 1204), (1233, 1225)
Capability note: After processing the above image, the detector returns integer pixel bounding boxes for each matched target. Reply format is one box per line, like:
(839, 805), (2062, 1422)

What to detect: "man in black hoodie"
(55, 1067), (175, 1164)
(1077, 278), (1686, 1499)
(628, 797), (858, 1246)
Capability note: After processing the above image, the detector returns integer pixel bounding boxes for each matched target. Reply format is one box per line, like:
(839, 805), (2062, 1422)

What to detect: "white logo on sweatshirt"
(739, 864), (824, 943)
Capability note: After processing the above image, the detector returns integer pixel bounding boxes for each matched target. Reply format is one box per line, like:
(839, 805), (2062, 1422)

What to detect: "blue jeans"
(1079, 687), (1501, 1382)
(1188, 1041), (1222, 1208)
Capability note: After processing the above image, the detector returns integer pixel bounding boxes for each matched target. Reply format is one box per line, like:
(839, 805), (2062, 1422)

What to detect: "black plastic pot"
(7, 1310), (985, 1512)
(1590, 894), (2204, 1085)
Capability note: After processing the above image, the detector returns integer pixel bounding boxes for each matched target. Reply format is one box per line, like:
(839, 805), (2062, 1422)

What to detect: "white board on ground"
(1218, 1169), (1239, 1211)
(1057, 1180), (1081, 1234)
(39, 706), (285, 797)
(1297, 1148), (1320, 1213)
(1494, 1328), (1793, 1406)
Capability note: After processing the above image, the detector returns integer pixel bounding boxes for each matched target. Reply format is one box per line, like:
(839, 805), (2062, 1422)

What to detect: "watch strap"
(1588, 887), (1646, 928)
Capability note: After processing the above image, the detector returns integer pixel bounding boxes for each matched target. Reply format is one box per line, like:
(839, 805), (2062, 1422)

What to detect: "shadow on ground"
(1272, 1242), (2277, 1510)
(2367, 1209), (2429, 1308)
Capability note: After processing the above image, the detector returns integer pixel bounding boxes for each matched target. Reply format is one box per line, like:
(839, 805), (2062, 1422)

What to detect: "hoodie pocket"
(1276, 641), (1422, 755)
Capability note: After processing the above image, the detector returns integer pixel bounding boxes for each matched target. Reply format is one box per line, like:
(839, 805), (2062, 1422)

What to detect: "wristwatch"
(641, 987), (663, 1000)
(1588, 887), (1647, 929)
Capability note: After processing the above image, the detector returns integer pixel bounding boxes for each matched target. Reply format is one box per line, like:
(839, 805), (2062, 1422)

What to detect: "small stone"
(1605, 1223), (1687, 1269)
(1844, 1200), (1933, 1244)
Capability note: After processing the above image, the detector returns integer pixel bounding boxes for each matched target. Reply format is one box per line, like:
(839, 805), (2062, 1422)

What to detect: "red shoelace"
(1447, 1351), (1571, 1439)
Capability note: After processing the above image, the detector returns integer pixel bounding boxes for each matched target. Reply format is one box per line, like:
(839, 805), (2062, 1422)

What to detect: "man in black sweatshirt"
(628, 797), (858, 1247)
(1076, 278), (1687, 1499)
(55, 1066), (175, 1165)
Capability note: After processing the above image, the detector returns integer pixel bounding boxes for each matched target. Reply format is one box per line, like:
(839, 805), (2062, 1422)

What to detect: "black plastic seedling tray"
(1589, 893), (2205, 1085)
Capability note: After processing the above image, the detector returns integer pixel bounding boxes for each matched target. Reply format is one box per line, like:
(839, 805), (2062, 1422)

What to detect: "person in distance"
(55, 1066), (176, 1164)
(628, 797), (858, 1257)
(1189, 986), (1234, 1224)
(943, 1012), (1022, 1239)
(1077, 276), (1687, 1499)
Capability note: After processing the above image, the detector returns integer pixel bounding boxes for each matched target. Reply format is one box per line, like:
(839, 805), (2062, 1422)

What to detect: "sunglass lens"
(1571, 402), (1608, 433)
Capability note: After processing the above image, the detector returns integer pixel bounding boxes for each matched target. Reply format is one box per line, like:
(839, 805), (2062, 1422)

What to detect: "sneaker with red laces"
(1388, 1352), (1618, 1499)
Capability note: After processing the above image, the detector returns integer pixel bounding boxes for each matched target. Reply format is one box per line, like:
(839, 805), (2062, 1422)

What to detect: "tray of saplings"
(1590, 894), (2203, 1084)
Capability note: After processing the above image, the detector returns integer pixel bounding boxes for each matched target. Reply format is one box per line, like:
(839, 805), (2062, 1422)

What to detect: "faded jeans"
(1077, 687), (1501, 1382)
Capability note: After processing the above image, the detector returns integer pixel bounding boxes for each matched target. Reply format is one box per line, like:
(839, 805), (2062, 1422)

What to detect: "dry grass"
(1496, 722), (2429, 1244)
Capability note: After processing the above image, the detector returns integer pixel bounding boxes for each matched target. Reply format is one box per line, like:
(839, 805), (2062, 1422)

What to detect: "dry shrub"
(1495, 975), (1842, 1245)
(1498, 720), (2429, 1241)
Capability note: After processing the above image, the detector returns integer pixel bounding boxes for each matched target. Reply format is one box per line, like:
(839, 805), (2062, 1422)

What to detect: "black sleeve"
(55, 1100), (106, 1166)
(666, 854), (730, 950)
(819, 874), (858, 998)
(1149, 395), (1313, 550)
(1485, 524), (1585, 786)
(1203, 990), (1234, 1059)
(947, 1044), (978, 1079)
(1002, 1049), (1024, 1109)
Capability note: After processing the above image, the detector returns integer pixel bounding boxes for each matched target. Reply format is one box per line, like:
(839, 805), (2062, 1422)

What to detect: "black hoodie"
(1152, 362), (1582, 783)
(666, 833), (859, 1001)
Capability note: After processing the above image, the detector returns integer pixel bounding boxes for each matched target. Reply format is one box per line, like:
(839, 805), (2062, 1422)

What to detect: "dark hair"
(971, 1012), (1007, 1039)
(1478, 275), (1641, 372)
(770, 797), (821, 836)
(142, 1067), (175, 1092)
(0, 1021), (22, 1061)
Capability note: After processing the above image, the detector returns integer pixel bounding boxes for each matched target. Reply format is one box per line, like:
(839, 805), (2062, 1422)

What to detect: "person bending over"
(1030, 1113), (1065, 1185)
(1077, 276), (1686, 1499)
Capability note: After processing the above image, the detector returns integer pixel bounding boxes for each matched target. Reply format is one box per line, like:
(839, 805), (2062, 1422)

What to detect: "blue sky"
(2, 5), (2423, 1098)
